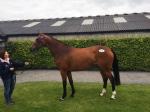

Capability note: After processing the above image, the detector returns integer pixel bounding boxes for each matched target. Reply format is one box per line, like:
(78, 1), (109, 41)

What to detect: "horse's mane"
(46, 35), (70, 48)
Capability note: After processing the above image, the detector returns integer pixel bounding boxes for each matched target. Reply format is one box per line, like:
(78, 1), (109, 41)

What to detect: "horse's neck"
(46, 38), (70, 58)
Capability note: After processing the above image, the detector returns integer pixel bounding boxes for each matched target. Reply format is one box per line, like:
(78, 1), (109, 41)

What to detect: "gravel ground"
(0, 70), (150, 85)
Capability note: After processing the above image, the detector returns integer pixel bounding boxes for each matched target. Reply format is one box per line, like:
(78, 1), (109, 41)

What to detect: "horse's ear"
(39, 33), (44, 36)
(38, 33), (46, 39)
(48, 35), (54, 39)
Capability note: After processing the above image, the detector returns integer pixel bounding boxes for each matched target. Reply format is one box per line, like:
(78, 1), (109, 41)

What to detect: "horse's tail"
(112, 49), (121, 85)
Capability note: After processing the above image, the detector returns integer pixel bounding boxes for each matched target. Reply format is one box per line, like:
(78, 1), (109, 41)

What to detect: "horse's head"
(30, 33), (48, 52)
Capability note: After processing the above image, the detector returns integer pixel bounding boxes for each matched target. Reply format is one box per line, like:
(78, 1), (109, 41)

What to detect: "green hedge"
(6, 37), (150, 71)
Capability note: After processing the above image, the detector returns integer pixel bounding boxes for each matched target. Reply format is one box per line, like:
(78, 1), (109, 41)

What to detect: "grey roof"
(0, 12), (150, 37)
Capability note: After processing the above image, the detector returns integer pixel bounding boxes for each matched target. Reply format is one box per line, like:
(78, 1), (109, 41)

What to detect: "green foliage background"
(6, 37), (150, 71)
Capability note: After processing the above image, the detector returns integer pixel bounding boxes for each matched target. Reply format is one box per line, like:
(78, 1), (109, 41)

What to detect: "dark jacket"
(0, 59), (25, 80)
(0, 60), (9, 77)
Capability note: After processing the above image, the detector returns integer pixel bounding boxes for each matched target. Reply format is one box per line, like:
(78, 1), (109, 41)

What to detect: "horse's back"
(68, 45), (113, 62)
(55, 45), (114, 70)
(67, 45), (112, 69)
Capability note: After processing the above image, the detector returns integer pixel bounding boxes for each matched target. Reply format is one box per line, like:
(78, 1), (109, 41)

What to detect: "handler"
(0, 50), (29, 105)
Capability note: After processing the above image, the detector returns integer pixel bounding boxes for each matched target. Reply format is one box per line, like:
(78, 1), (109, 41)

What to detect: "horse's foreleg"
(67, 71), (75, 97)
(106, 71), (116, 99)
(100, 72), (108, 96)
(60, 70), (67, 101)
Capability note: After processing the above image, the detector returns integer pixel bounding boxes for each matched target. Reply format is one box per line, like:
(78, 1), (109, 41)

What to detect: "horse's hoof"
(100, 93), (106, 96)
(110, 91), (116, 100)
(100, 93), (103, 96)
(100, 92), (106, 96)
(59, 98), (65, 101)
(100, 88), (106, 96)
(110, 96), (116, 100)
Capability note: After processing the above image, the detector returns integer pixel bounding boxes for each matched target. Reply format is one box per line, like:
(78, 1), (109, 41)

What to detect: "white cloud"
(0, 0), (150, 21)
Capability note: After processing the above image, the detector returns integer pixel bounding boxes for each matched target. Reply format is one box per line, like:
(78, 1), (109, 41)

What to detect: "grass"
(0, 82), (150, 112)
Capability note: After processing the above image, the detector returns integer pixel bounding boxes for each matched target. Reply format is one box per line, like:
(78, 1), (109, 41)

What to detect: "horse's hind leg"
(67, 71), (75, 97)
(60, 70), (67, 101)
(100, 71), (108, 96)
(105, 71), (116, 99)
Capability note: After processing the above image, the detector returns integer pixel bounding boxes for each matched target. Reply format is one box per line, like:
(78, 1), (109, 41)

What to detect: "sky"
(0, 0), (150, 21)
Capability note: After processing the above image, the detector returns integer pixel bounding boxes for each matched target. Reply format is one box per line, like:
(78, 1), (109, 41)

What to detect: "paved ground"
(0, 70), (150, 85)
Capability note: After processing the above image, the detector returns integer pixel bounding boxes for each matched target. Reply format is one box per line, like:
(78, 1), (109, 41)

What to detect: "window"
(51, 20), (66, 26)
(113, 17), (127, 23)
(145, 15), (150, 19)
(23, 22), (40, 28)
(82, 19), (94, 25)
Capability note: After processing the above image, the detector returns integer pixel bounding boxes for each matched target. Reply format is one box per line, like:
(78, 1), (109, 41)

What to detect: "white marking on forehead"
(99, 49), (105, 53)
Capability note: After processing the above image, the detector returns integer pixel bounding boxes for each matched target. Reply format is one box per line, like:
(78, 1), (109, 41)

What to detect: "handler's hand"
(10, 67), (14, 71)
(25, 62), (29, 65)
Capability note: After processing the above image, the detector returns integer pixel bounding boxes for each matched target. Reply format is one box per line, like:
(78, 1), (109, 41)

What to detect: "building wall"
(8, 32), (150, 41)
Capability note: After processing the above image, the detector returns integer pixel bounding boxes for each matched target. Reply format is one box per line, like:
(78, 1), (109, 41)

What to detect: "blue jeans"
(2, 75), (16, 104)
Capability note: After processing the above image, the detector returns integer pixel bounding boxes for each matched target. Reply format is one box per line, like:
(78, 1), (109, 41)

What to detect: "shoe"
(6, 101), (15, 106)
(6, 102), (14, 106)
(10, 101), (15, 104)
(10, 100), (15, 104)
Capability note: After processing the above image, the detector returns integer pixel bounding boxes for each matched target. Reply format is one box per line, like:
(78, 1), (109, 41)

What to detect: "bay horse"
(30, 33), (120, 100)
